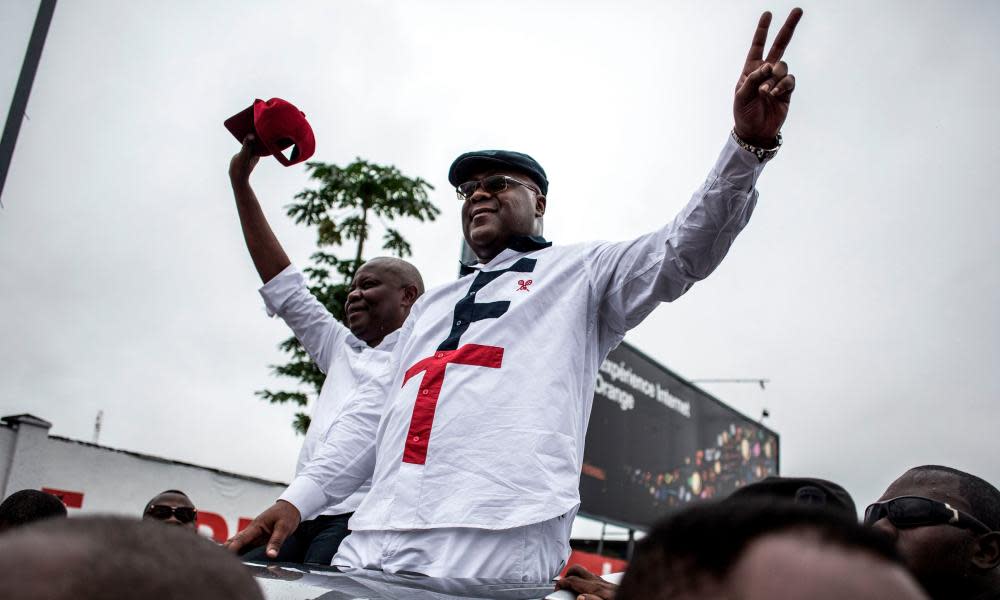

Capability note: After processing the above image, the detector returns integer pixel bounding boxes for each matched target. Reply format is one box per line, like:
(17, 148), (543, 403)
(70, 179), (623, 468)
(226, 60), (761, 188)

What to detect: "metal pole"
(689, 378), (770, 390)
(0, 0), (58, 204)
(596, 521), (607, 556)
(92, 410), (103, 444)
(626, 528), (636, 561)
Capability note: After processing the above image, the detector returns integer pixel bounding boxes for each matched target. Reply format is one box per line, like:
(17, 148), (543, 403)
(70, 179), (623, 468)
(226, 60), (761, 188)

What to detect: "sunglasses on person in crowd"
(145, 505), (198, 524)
(863, 496), (992, 534)
(456, 175), (540, 201)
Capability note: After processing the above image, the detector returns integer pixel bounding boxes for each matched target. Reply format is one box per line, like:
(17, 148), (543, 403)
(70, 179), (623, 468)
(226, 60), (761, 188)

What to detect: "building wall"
(0, 425), (15, 487)
(0, 414), (636, 550)
(0, 415), (287, 542)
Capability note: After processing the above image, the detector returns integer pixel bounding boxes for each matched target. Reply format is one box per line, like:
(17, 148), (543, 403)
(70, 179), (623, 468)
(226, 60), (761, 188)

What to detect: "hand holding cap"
(224, 98), (315, 167)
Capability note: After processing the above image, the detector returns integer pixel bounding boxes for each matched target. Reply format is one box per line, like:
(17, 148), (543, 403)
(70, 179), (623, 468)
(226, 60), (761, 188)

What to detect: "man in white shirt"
(228, 8), (803, 580)
(228, 136), (424, 564)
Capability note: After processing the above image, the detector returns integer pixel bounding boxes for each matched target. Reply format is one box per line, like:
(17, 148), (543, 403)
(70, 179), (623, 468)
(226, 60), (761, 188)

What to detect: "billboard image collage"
(580, 343), (779, 530)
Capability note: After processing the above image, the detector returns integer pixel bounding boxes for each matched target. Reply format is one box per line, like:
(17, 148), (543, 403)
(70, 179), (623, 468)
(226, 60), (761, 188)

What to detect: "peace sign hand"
(734, 8), (803, 147)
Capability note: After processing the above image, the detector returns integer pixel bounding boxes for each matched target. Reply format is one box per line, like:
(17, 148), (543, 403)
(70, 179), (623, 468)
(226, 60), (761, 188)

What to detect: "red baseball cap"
(224, 98), (316, 166)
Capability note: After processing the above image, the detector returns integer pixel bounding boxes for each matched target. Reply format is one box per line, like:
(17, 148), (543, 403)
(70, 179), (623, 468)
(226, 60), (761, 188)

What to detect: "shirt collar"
(346, 327), (401, 352)
(459, 235), (552, 276)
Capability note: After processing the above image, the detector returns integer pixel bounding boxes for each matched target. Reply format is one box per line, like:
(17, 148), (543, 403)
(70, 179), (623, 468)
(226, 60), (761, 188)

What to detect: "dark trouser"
(241, 512), (353, 566)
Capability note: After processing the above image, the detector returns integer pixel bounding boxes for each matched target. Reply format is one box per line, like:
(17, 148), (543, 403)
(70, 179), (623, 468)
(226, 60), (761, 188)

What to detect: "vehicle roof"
(248, 562), (556, 600)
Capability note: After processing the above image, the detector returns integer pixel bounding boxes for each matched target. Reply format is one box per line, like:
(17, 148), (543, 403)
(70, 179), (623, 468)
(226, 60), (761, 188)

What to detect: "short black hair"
(725, 475), (857, 518)
(0, 515), (263, 600)
(144, 489), (194, 512)
(911, 465), (1000, 530)
(0, 489), (67, 530)
(616, 499), (900, 599)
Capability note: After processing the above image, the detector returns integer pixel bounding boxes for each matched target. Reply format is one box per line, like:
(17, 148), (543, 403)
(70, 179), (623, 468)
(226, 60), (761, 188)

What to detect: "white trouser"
(332, 510), (575, 582)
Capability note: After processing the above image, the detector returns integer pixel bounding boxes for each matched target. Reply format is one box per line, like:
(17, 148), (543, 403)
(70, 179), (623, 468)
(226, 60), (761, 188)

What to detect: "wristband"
(731, 129), (782, 162)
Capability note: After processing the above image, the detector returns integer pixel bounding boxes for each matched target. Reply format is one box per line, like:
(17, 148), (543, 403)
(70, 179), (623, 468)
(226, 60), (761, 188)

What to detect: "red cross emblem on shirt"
(400, 344), (505, 465)
(516, 279), (533, 291)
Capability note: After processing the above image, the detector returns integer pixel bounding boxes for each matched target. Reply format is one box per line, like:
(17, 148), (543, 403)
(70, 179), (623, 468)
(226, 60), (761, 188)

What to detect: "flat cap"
(448, 150), (548, 195)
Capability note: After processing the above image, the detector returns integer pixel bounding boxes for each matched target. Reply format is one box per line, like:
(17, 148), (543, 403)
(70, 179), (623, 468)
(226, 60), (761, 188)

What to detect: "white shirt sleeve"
(278, 382), (383, 519)
(586, 135), (769, 348)
(278, 312), (414, 518)
(258, 265), (349, 374)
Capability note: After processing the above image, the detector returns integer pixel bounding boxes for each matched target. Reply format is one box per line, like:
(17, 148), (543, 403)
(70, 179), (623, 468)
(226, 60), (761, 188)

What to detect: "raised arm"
(589, 9), (804, 348)
(229, 134), (291, 283)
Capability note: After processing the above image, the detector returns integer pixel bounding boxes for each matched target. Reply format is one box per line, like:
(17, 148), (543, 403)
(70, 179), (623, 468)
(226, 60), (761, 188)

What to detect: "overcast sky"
(2, 0), (998, 534)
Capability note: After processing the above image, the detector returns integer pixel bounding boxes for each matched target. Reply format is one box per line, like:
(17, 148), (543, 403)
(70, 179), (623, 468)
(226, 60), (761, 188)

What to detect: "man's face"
(345, 261), (412, 347)
(460, 170), (545, 262)
(143, 493), (197, 530)
(870, 470), (978, 596)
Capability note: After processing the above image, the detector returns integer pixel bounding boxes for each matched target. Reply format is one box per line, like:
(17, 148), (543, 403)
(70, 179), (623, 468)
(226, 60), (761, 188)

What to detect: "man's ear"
(401, 284), (420, 308)
(971, 531), (1000, 570)
(535, 195), (546, 218)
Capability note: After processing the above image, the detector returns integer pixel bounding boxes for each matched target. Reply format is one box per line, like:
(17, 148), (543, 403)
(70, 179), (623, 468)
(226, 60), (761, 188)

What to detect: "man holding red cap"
(227, 134), (424, 565)
(229, 8), (803, 581)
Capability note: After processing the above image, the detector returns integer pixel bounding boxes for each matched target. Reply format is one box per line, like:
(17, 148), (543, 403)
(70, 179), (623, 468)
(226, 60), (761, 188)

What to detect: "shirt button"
(435, 352), (444, 358)
(412, 435), (420, 442)
(456, 320), (463, 326)
(422, 389), (429, 395)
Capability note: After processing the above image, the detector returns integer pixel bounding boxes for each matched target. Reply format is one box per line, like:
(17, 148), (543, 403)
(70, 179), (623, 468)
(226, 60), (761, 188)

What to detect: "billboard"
(580, 342), (779, 530)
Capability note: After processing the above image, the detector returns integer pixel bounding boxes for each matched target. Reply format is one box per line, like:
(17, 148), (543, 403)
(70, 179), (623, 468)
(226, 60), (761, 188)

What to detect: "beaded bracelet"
(731, 129), (782, 162)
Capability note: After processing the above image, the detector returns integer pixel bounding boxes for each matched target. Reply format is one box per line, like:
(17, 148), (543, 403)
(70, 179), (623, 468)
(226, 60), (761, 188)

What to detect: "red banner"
(560, 549), (628, 577)
(41, 487), (84, 509)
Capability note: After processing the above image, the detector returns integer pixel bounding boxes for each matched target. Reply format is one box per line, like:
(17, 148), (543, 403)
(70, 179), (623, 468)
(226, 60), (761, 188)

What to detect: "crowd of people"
(0, 488), (264, 599)
(0, 466), (996, 599)
(556, 470), (1000, 600)
(1, 5), (996, 600)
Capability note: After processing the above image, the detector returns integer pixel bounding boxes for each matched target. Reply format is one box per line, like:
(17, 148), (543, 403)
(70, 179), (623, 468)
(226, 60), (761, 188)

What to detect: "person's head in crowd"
(143, 489), (198, 530)
(866, 465), (1000, 600)
(726, 475), (857, 518)
(557, 476), (859, 599)
(0, 489), (67, 533)
(616, 499), (927, 600)
(0, 515), (264, 600)
(345, 257), (424, 347)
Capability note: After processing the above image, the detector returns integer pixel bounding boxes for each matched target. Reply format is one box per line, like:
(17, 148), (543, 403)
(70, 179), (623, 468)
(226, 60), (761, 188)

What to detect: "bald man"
(228, 136), (424, 564)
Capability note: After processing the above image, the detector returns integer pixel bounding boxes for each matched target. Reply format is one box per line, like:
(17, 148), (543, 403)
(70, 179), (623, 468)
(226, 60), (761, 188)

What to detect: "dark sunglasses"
(864, 495), (991, 534)
(456, 175), (539, 201)
(145, 504), (198, 524)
